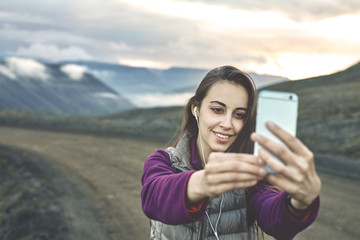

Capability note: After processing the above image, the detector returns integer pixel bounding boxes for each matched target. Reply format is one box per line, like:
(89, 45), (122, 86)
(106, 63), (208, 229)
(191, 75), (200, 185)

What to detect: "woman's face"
(194, 80), (248, 159)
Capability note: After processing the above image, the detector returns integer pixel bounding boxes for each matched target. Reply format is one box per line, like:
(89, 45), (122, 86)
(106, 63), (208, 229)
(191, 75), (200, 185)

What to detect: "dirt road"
(0, 126), (359, 239)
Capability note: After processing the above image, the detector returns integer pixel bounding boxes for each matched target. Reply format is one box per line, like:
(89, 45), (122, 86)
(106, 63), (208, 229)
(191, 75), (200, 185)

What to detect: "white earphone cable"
(194, 108), (222, 240)
(194, 106), (207, 166)
(205, 195), (223, 240)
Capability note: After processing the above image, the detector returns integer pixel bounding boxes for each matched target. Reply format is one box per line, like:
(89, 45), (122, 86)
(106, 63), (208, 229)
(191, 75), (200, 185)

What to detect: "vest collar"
(191, 138), (203, 170)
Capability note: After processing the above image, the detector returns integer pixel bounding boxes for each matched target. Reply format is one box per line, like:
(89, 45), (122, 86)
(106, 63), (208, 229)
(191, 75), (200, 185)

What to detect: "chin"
(211, 143), (233, 153)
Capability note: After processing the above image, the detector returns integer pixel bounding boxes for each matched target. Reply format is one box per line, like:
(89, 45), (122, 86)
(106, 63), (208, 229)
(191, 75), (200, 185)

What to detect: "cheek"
(200, 113), (220, 128)
(234, 120), (245, 134)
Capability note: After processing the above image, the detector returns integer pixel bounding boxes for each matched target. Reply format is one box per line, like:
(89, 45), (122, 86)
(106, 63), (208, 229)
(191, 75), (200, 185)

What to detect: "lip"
(213, 131), (234, 143)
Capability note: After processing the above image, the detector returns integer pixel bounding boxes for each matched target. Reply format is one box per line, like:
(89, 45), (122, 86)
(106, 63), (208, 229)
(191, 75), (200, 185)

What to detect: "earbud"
(193, 105), (207, 167)
(193, 106), (198, 121)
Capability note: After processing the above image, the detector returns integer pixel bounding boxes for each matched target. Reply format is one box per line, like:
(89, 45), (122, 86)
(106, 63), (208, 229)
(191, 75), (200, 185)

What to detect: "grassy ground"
(0, 146), (68, 240)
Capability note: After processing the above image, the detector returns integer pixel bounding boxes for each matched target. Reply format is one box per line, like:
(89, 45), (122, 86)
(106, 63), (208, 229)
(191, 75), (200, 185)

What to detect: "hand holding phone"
(252, 90), (321, 208)
(253, 90), (298, 174)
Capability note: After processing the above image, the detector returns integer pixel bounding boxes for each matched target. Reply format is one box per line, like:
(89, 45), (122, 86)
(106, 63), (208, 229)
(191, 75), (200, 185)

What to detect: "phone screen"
(254, 90), (299, 174)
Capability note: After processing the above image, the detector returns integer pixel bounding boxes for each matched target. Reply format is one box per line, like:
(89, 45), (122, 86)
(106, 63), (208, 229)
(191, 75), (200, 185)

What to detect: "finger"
(206, 172), (261, 185)
(206, 159), (267, 177)
(266, 174), (295, 193)
(208, 180), (258, 197)
(208, 152), (265, 168)
(258, 147), (290, 176)
(265, 121), (312, 158)
(259, 146), (317, 191)
(208, 152), (260, 164)
(252, 133), (295, 166)
(223, 180), (258, 192)
(260, 146), (304, 186)
(232, 153), (267, 166)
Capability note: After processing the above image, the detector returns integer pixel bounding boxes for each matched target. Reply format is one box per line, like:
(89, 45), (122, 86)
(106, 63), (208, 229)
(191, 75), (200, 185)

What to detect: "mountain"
(262, 61), (360, 160)
(60, 60), (288, 95)
(0, 60), (359, 162)
(59, 61), (211, 95)
(0, 58), (135, 116)
(59, 60), (170, 95)
(170, 72), (287, 93)
(0, 58), (288, 114)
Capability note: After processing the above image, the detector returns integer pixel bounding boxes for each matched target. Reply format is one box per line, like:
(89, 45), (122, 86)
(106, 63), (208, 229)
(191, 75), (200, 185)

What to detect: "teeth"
(215, 133), (229, 139)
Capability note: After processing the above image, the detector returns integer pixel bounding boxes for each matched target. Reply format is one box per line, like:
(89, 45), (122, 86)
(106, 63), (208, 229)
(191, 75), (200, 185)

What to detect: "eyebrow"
(210, 100), (247, 111)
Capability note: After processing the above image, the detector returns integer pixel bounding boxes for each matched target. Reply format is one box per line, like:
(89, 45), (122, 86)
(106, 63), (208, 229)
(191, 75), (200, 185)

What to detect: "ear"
(191, 104), (197, 118)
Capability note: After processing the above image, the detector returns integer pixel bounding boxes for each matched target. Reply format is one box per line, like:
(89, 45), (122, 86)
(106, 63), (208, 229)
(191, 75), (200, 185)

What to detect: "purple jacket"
(141, 141), (320, 240)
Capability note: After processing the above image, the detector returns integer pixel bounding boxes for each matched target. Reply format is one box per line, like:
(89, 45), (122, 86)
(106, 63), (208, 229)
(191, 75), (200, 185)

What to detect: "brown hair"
(174, 65), (257, 154)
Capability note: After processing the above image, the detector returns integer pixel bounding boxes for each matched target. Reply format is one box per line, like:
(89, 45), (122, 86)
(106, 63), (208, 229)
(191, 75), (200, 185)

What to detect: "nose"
(220, 113), (232, 129)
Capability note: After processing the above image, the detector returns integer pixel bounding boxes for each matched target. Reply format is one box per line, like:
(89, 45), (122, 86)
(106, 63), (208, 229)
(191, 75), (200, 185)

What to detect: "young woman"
(141, 66), (321, 240)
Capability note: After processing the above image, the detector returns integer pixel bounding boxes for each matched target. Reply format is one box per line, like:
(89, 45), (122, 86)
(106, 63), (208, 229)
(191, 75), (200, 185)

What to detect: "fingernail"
(258, 148), (265, 156)
(252, 133), (261, 141)
(250, 180), (258, 185)
(258, 158), (265, 165)
(259, 168), (267, 176)
(267, 121), (276, 128)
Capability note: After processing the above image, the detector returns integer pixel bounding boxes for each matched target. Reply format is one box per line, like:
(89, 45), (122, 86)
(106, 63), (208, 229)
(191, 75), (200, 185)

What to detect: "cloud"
(94, 92), (120, 99)
(129, 92), (193, 107)
(118, 0), (360, 68)
(0, 9), (54, 25)
(0, 64), (16, 79)
(60, 64), (87, 80)
(0, 0), (359, 79)
(0, 57), (49, 81)
(117, 58), (172, 69)
(15, 43), (93, 62)
(171, 0), (360, 21)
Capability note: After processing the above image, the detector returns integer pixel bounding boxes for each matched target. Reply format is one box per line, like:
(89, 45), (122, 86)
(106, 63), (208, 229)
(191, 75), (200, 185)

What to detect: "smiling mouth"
(213, 131), (233, 139)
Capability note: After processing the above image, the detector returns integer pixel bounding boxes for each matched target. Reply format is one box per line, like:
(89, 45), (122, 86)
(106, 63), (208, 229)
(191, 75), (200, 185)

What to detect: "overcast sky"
(1, 0), (359, 79)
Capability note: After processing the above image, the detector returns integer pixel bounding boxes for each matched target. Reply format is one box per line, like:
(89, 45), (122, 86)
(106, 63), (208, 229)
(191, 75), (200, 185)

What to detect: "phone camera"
(289, 95), (293, 100)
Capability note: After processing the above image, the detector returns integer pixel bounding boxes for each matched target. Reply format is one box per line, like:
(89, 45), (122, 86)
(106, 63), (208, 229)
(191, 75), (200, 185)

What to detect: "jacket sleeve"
(141, 150), (206, 225)
(247, 184), (320, 240)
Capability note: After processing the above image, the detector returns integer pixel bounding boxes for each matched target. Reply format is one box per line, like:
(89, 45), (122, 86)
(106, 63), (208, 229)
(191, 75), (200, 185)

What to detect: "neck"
(196, 135), (209, 167)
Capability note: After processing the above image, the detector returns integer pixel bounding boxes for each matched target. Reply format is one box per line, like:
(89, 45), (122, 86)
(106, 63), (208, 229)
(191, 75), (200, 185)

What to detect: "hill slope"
(263, 61), (360, 160)
(0, 58), (135, 116)
(61, 60), (288, 96)
(0, 61), (358, 160)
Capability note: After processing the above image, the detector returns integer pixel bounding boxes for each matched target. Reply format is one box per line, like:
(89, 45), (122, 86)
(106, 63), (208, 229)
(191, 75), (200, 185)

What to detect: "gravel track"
(0, 126), (359, 239)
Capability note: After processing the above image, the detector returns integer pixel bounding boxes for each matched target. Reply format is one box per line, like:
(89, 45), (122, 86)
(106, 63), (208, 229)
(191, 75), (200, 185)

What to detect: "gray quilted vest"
(149, 135), (257, 240)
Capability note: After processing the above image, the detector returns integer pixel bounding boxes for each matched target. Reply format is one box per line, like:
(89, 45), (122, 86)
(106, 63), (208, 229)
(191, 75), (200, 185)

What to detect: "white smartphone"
(254, 90), (299, 174)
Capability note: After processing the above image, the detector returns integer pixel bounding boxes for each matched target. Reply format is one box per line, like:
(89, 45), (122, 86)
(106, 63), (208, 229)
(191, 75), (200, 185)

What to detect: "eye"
(235, 112), (246, 119)
(211, 107), (223, 113)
